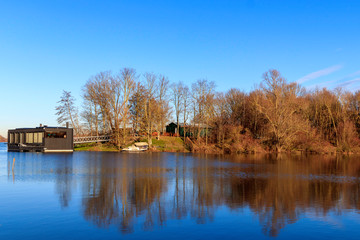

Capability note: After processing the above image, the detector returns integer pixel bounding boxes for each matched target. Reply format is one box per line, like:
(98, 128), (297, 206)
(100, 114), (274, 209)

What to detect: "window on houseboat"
(45, 131), (67, 138)
(9, 133), (14, 143)
(20, 133), (24, 144)
(34, 133), (38, 143)
(36, 132), (44, 143)
(15, 133), (19, 143)
(26, 133), (34, 143)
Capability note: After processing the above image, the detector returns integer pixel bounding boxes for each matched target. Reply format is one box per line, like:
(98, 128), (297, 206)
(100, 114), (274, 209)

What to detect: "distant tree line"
(56, 68), (360, 152)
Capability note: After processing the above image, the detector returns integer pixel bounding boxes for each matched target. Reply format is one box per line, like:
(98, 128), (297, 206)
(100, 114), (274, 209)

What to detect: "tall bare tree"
(130, 82), (147, 134)
(191, 79), (215, 143)
(157, 75), (170, 138)
(90, 71), (113, 133)
(171, 82), (184, 135)
(182, 86), (191, 138)
(144, 72), (158, 146)
(119, 68), (137, 144)
(213, 92), (229, 148)
(55, 90), (80, 135)
(254, 69), (307, 151)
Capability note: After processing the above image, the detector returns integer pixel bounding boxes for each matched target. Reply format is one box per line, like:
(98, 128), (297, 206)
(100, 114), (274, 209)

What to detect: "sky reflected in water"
(0, 143), (359, 239)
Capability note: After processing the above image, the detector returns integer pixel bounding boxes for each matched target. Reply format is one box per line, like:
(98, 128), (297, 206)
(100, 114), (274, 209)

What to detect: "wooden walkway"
(73, 135), (111, 144)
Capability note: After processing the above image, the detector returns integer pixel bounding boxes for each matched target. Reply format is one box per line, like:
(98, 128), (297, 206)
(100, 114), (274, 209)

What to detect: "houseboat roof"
(9, 126), (71, 131)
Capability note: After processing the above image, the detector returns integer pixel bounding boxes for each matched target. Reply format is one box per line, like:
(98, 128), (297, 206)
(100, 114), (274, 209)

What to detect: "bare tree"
(55, 90), (79, 135)
(119, 68), (137, 145)
(90, 71), (113, 133)
(191, 79), (215, 144)
(254, 69), (307, 152)
(213, 92), (229, 148)
(81, 97), (95, 135)
(171, 82), (184, 136)
(82, 79), (102, 137)
(130, 82), (147, 134)
(182, 86), (191, 138)
(144, 72), (158, 146)
(157, 75), (170, 138)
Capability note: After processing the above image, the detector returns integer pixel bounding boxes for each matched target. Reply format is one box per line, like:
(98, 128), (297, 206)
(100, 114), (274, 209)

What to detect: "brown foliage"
(78, 68), (360, 153)
(0, 135), (7, 142)
(222, 126), (266, 153)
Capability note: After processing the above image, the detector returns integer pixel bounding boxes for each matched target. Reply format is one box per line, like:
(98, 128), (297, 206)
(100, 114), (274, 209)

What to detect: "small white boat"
(122, 142), (149, 152)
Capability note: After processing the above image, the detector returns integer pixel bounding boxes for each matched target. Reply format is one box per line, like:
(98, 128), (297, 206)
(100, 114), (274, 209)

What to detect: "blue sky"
(0, 0), (360, 136)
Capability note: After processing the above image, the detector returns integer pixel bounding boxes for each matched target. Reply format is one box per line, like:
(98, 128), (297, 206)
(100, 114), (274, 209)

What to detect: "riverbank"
(74, 136), (356, 154)
(74, 136), (191, 153)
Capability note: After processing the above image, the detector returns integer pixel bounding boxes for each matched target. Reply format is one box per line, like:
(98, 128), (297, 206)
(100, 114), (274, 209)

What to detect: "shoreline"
(74, 140), (358, 155)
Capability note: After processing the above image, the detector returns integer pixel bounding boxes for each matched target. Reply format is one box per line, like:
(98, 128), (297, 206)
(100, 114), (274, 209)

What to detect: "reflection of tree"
(82, 153), (167, 233)
(79, 153), (360, 236)
(224, 154), (360, 236)
(130, 166), (167, 231)
(190, 155), (218, 224)
(55, 154), (74, 208)
(172, 155), (188, 220)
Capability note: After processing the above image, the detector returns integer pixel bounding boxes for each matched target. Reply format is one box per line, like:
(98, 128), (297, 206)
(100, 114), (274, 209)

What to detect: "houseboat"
(8, 124), (73, 152)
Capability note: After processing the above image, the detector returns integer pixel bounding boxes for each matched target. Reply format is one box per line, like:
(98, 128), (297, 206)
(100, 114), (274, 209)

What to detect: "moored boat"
(122, 142), (149, 152)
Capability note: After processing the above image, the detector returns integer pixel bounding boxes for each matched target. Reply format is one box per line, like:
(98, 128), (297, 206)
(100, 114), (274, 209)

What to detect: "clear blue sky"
(1, 0), (360, 137)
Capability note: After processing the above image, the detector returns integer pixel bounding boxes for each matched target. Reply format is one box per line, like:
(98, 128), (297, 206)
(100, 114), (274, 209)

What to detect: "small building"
(165, 122), (211, 137)
(8, 124), (73, 152)
(166, 122), (178, 135)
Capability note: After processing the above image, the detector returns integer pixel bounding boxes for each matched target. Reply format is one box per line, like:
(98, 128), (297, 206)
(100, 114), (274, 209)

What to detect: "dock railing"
(73, 135), (111, 144)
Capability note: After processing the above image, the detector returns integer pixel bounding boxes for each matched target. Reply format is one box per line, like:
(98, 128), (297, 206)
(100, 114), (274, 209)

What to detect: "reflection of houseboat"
(122, 142), (149, 152)
(8, 124), (73, 152)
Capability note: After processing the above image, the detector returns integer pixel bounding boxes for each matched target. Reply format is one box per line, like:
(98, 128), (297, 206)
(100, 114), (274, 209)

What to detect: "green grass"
(153, 137), (188, 152)
(74, 142), (119, 152)
(152, 138), (166, 147)
(74, 136), (189, 152)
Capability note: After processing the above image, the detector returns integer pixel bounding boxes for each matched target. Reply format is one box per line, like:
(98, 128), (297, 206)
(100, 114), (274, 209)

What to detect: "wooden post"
(7, 158), (10, 176)
(12, 158), (15, 171)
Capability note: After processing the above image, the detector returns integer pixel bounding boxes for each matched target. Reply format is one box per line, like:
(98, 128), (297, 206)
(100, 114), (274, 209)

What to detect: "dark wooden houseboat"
(8, 124), (73, 152)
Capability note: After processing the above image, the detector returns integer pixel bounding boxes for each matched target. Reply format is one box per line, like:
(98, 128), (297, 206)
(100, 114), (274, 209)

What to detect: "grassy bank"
(74, 142), (119, 152)
(74, 136), (356, 154)
(74, 136), (190, 152)
(147, 136), (190, 152)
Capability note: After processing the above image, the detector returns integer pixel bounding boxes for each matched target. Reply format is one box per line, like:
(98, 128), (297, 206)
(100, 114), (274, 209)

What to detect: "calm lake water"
(0, 142), (359, 239)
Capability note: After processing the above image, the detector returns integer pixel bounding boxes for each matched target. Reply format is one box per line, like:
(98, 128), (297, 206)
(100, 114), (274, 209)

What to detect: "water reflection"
(81, 153), (168, 233)
(6, 152), (75, 208)
(6, 153), (360, 237)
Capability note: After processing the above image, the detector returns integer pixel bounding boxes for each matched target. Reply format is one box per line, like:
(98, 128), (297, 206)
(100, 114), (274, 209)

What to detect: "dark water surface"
(0, 142), (359, 239)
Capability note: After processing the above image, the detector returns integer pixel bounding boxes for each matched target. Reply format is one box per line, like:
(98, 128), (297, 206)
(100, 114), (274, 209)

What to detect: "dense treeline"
(56, 68), (360, 152)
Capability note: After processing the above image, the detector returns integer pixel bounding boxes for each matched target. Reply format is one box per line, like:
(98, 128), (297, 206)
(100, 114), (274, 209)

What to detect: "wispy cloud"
(305, 70), (360, 91)
(346, 70), (360, 78)
(297, 65), (343, 84)
(306, 80), (336, 90)
(337, 78), (360, 88)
